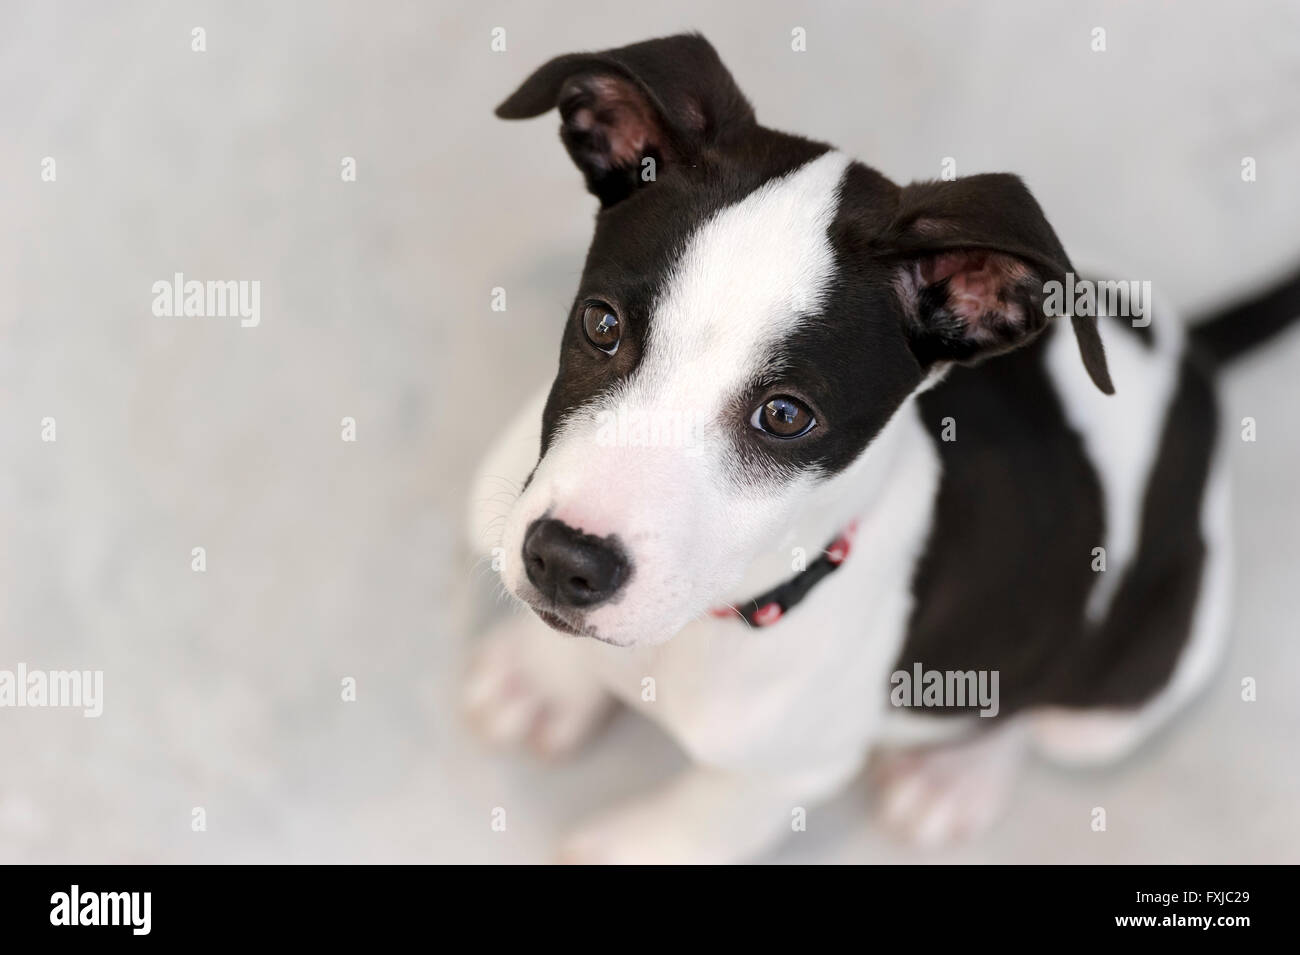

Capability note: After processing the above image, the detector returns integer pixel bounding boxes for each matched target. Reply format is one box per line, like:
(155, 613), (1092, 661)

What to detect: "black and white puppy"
(465, 34), (1299, 863)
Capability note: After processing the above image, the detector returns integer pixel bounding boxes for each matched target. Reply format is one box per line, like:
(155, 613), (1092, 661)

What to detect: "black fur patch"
(895, 331), (1217, 716)
(894, 330), (1106, 716)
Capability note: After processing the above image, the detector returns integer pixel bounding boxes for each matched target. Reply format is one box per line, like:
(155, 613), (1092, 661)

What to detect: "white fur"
(642, 150), (853, 403)
(1046, 293), (1183, 621)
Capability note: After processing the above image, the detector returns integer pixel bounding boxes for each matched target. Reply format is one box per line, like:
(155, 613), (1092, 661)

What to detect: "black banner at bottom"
(2, 863), (1283, 939)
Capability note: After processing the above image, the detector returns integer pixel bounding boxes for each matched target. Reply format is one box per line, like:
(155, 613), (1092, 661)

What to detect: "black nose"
(522, 519), (629, 608)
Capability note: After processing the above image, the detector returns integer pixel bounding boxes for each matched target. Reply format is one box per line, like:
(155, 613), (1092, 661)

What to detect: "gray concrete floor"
(1, 0), (1298, 863)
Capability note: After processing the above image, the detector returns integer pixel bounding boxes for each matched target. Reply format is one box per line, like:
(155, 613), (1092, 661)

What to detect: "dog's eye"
(751, 395), (816, 438)
(581, 302), (621, 355)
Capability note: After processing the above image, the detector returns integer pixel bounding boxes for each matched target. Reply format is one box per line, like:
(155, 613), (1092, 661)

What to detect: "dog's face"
(494, 35), (1112, 647)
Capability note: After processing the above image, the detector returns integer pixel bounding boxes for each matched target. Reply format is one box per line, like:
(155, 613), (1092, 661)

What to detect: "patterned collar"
(709, 521), (859, 628)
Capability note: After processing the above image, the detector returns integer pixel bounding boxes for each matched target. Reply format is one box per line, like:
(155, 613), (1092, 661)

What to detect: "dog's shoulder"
(896, 294), (1216, 715)
(901, 326), (1105, 715)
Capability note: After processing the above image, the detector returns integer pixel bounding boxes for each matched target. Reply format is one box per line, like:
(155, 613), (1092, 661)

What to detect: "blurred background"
(1, 0), (1298, 863)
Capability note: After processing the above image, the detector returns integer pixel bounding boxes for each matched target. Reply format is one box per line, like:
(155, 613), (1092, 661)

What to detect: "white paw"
(871, 731), (1022, 847)
(463, 617), (613, 757)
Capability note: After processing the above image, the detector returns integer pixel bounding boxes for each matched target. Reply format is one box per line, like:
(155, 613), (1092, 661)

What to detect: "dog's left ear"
(495, 33), (755, 207)
(885, 174), (1113, 394)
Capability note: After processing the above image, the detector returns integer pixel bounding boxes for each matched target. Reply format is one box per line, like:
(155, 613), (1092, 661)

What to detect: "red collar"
(709, 521), (859, 628)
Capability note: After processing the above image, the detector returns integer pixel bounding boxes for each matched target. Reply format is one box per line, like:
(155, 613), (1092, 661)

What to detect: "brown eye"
(752, 395), (816, 438)
(581, 302), (621, 355)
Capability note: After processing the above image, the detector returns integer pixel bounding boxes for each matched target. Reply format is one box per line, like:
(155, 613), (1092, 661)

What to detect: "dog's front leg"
(464, 611), (615, 757)
(558, 757), (861, 864)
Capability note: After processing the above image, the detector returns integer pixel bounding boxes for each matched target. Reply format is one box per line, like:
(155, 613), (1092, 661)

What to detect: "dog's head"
(494, 34), (1112, 647)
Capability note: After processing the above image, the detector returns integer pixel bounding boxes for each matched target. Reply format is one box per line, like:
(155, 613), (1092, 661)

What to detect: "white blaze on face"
(503, 151), (853, 646)
(639, 150), (853, 416)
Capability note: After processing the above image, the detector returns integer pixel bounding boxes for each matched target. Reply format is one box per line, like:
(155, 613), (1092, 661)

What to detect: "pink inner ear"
(920, 250), (1032, 337)
(570, 75), (663, 167)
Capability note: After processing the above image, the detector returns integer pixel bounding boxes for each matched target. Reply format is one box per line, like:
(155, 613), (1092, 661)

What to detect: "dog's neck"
(726, 391), (933, 605)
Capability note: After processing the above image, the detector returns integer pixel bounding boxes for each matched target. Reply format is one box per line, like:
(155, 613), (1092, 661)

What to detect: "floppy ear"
(495, 33), (755, 207)
(885, 174), (1113, 394)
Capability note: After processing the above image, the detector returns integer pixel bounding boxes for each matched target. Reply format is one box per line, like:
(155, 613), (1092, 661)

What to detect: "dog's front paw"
(871, 729), (1024, 847)
(463, 617), (613, 756)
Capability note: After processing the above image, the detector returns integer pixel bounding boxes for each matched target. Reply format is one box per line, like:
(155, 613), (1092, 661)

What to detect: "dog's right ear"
(495, 33), (755, 207)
